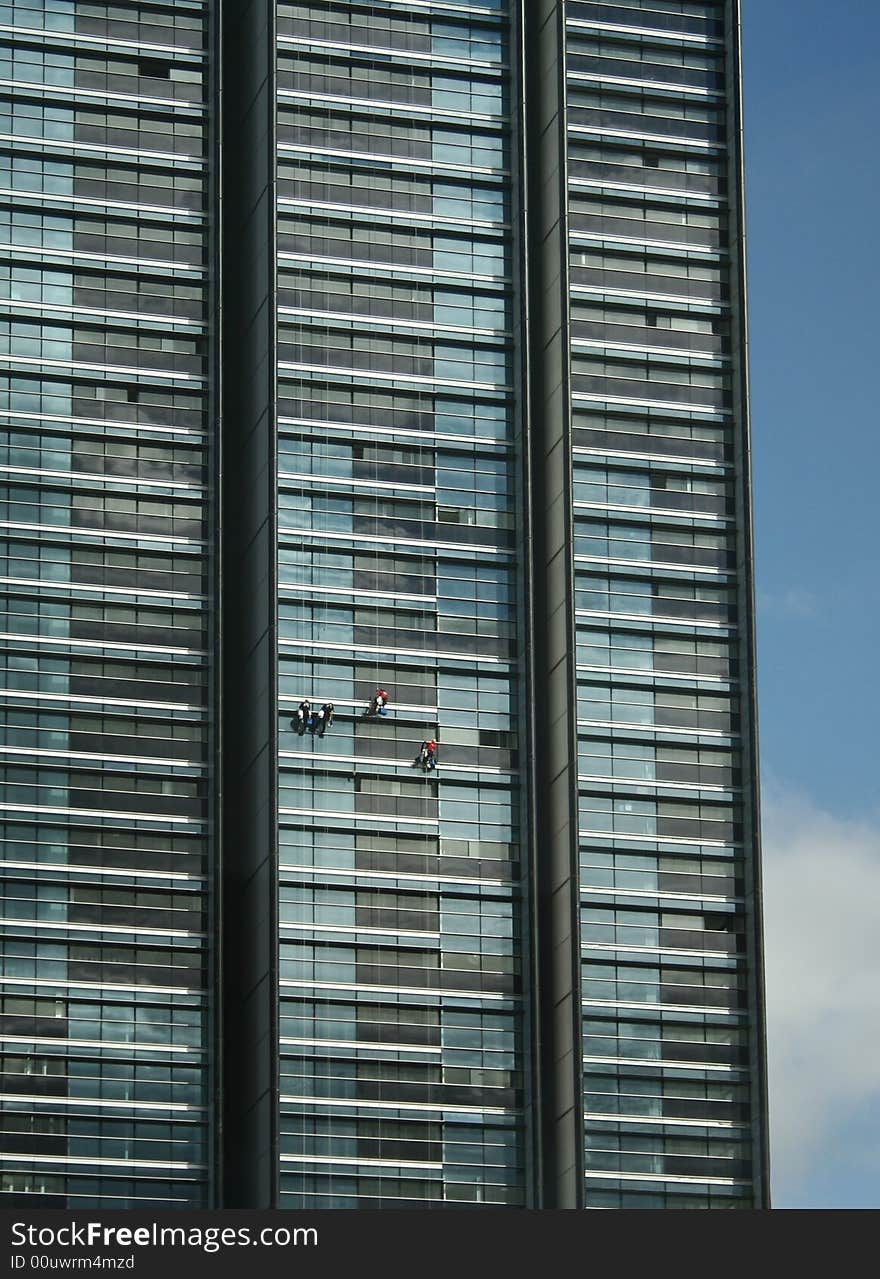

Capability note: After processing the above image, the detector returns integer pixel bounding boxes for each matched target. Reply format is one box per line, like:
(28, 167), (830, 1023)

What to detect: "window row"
(278, 58), (503, 115)
(277, 8), (504, 64)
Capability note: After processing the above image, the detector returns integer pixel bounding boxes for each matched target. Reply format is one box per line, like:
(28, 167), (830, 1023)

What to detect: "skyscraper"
(0, 0), (216, 1206)
(1, 0), (769, 1210)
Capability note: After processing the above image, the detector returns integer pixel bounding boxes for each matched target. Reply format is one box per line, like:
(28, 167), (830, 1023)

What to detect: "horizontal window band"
(571, 390), (727, 416)
(277, 361), (508, 395)
(0, 473), (206, 501)
(278, 88), (505, 128)
(0, 243), (205, 277)
(280, 1154), (443, 1172)
(566, 19), (724, 49)
(0, 188), (204, 224)
(0, 558), (204, 585)
(575, 666), (732, 691)
(571, 283), (727, 311)
(582, 1169), (748, 1188)
(576, 772), (736, 797)
(278, 307), (507, 342)
(280, 923), (440, 943)
(577, 720), (738, 746)
(0, 859), (205, 887)
(578, 829), (739, 852)
(0, 695), (204, 721)
(0, 745), (204, 770)
(575, 609), (731, 632)
(278, 582), (434, 604)
(0, 303), (204, 337)
(278, 979), (516, 1006)
(278, 252), (506, 288)
(0, 521), (204, 549)
(279, 1094), (516, 1120)
(566, 72), (724, 103)
(277, 544), (508, 571)
(568, 124), (722, 154)
(580, 887), (741, 909)
(277, 254), (508, 287)
(276, 526), (512, 558)
(278, 196), (506, 233)
(279, 866), (515, 893)
(0, 410), (206, 442)
(0, 639), (205, 664)
(280, 1037), (442, 1057)
(574, 558), (731, 582)
(277, 141), (506, 182)
(0, 130), (204, 168)
(0, 1151), (202, 1172)
(0, 919), (203, 942)
(0, 802), (201, 826)
(569, 231), (726, 260)
(278, 217), (506, 248)
(583, 1053), (735, 1075)
(0, 356), (203, 389)
(279, 753), (511, 782)
(569, 186), (727, 215)
(0, 975), (203, 1000)
(0, 422), (205, 452)
(571, 338), (729, 365)
(277, 156), (505, 192)
(569, 175), (724, 206)
(0, 253), (202, 291)
(280, 0), (503, 19)
(0, 752), (204, 776)
(572, 447), (730, 472)
(0, 1034), (203, 1057)
(279, 418), (511, 453)
(279, 806), (438, 830)
(0, 1093), (204, 1119)
(278, 638), (510, 667)
(276, 36), (507, 77)
(574, 557), (731, 582)
(573, 501), (729, 525)
(0, 79), (204, 119)
(279, 696), (435, 714)
(279, 36), (506, 69)
(570, 285), (726, 315)
(0, 22), (206, 61)
(581, 940), (741, 962)
(586, 1112), (744, 1132)
(277, 470), (432, 497)
(582, 995), (741, 1019)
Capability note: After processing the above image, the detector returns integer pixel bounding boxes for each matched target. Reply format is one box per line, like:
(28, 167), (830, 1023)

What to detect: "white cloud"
(757, 586), (819, 620)
(761, 781), (880, 1205)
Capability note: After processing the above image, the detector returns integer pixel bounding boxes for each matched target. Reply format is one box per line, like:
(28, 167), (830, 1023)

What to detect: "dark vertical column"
(207, 0), (224, 1210)
(725, 0), (772, 1209)
(523, 0), (584, 1210)
(510, 0), (542, 1208)
(221, 0), (278, 1208)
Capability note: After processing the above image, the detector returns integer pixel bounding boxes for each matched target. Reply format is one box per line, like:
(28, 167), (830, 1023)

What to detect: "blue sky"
(742, 0), (880, 1208)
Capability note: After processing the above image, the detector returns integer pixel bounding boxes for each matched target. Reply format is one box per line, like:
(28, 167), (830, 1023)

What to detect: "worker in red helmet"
(367, 688), (389, 717)
(417, 738), (437, 772)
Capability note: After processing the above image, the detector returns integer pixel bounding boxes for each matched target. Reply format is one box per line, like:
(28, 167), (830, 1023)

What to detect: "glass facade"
(562, 0), (764, 1207)
(0, 0), (766, 1212)
(0, 0), (214, 1207)
(273, 0), (532, 1208)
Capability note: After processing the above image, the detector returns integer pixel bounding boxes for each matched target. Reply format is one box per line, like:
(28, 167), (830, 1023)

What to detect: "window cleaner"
(295, 699), (312, 734)
(315, 703), (335, 737)
(416, 738), (437, 771)
(366, 688), (389, 717)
